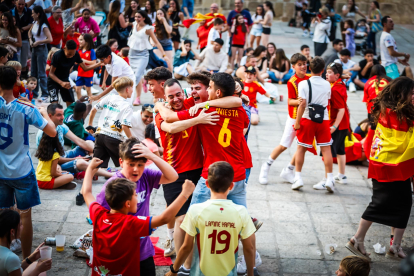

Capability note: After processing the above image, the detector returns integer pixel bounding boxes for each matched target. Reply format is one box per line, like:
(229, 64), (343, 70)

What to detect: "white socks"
(266, 156), (275, 166)
(167, 228), (174, 240)
(295, 172), (301, 179)
(338, 173), (345, 178)
(287, 164), (295, 170)
(327, 173), (334, 180)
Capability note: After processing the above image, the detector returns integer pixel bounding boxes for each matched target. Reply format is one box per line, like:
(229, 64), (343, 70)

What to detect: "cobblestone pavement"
(25, 21), (414, 275)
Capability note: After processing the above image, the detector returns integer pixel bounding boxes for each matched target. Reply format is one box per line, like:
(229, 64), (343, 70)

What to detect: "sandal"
(345, 236), (371, 261)
(386, 243), (406, 260)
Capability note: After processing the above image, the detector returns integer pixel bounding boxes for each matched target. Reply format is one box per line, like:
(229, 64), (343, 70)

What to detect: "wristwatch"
(170, 264), (179, 273)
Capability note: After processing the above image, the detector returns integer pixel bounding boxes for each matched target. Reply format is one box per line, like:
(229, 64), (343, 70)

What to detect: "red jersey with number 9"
(177, 106), (250, 182)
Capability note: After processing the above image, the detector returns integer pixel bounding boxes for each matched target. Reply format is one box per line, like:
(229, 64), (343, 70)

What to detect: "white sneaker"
(334, 175), (348, 184)
(325, 179), (335, 193)
(10, 239), (22, 253)
(259, 163), (270, 185)
(349, 82), (357, 93)
(280, 167), (295, 184)
(237, 251), (262, 274)
(302, 30), (309, 37)
(291, 178), (304, 190)
(163, 238), (176, 257)
(313, 179), (327, 190)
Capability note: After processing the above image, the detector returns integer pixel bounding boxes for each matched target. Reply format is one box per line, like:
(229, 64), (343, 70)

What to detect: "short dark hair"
(364, 49), (374, 56)
(73, 102), (87, 117)
(65, 40), (77, 50)
(82, 8), (91, 14)
(327, 62), (343, 76)
(310, 57), (325, 74)
(291, 53), (307, 65)
(332, 39), (343, 46)
(121, 47), (129, 57)
(0, 46), (9, 58)
(381, 15), (390, 26)
(164, 78), (181, 89)
(105, 178), (136, 210)
(207, 161), (234, 193)
(0, 67), (17, 90)
(47, 103), (64, 115)
(340, 49), (351, 57)
(211, 73), (235, 97)
(0, 209), (20, 245)
(214, 38), (224, 46)
(119, 137), (148, 163)
(96, 45), (112, 59)
(187, 71), (211, 87)
(144, 123), (156, 141)
(144, 67), (172, 82)
(300, 44), (309, 51)
(340, 256), (370, 276)
(213, 17), (224, 25)
(345, 19), (354, 29)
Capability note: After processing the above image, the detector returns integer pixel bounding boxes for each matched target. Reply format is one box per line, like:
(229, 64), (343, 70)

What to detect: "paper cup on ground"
(40, 246), (52, 260)
(55, 235), (65, 252)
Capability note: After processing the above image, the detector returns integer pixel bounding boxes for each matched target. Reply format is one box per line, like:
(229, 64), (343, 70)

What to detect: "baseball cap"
(214, 38), (224, 46)
(245, 66), (256, 74)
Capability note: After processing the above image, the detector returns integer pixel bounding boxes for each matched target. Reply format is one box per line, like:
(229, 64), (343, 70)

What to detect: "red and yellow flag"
(182, 13), (224, 28)
(333, 133), (362, 164)
(368, 109), (414, 182)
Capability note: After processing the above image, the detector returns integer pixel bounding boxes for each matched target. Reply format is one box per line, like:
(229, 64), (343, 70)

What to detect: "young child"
(46, 47), (59, 77)
(301, 2), (316, 37)
(319, 62), (350, 187)
(294, 57), (334, 192)
(25, 77), (37, 104)
(88, 76), (134, 168)
(336, 256), (370, 276)
(230, 14), (248, 69)
(240, 47), (254, 67)
(95, 137), (177, 274)
(119, 47), (130, 65)
(35, 133), (76, 189)
(259, 53), (310, 185)
(355, 19), (369, 38)
(168, 161), (256, 276)
(143, 123), (161, 169)
(63, 96), (93, 148)
(242, 66), (274, 125)
(75, 33), (97, 99)
(5, 61), (26, 100)
(334, 49), (358, 92)
(300, 44), (312, 73)
(81, 157), (194, 276)
(207, 17), (224, 48)
(342, 20), (356, 57)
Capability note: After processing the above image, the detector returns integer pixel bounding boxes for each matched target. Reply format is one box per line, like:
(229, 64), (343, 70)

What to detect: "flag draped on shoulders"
(368, 109), (414, 182)
(182, 13), (224, 28)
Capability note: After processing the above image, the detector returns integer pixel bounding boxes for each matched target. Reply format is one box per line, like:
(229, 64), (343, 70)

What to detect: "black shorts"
(48, 79), (75, 103)
(231, 44), (244, 48)
(262, 27), (271, 35)
(163, 168), (202, 217)
(302, 21), (311, 29)
(140, 256), (155, 276)
(171, 29), (181, 42)
(93, 134), (122, 168)
(330, 129), (348, 157)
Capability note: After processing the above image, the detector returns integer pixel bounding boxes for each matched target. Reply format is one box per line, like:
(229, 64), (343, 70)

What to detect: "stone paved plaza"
(25, 22), (414, 275)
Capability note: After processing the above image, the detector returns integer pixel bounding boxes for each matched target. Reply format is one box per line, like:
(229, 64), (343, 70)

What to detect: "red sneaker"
(74, 171), (85, 180)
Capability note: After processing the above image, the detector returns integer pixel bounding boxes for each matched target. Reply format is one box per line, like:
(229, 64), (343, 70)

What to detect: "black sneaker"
(76, 193), (85, 206)
(177, 266), (190, 276)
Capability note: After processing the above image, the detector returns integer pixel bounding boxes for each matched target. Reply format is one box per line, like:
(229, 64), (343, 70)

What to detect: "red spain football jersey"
(329, 81), (350, 130)
(155, 107), (203, 174)
(78, 49), (96, 78)
(363, 76), (389, 114)
(177, 106), (250, 182)
(287, 74), (310, 119)
(242, 81), (266, 108)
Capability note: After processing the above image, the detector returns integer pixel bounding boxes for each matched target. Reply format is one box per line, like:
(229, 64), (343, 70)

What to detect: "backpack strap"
(307, 79), (312, 105)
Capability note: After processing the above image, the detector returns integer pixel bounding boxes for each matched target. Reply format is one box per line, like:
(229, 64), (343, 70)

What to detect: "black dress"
(170, 10), (181, 42)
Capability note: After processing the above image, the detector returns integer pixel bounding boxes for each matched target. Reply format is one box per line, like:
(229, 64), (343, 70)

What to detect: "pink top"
(74, 17), (100, 41)
(144, 138), (159, 166)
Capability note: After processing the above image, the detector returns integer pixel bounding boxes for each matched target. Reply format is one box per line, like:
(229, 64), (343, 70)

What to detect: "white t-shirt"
(130, 110), (147, 141)
(251, 14), (263, 31)
(240, 56), (247, 66)
(342, 5), (359, 20)
(106, 53), (135, 80)
(94, 94), (133, 141)
(207, 28), (220, 48)
(333, 58), (356, 70)
(298, 76), (331, 121)
(380, 31), (398, 67)
(31, 22), (48, 45)
(128, 23), (154, 51)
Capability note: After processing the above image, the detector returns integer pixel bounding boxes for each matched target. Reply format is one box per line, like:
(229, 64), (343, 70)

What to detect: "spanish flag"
(368, 109), (414, 182)
(333, 133), (363, 164)
(182, 13), (223, 28)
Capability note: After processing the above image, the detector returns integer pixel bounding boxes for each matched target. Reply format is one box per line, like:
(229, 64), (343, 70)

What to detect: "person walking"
(346, 77), (414, 261)
(312, 7), (331, 56)
(128, 10), (166, 106)
(29, 5), (52, 99)
(340, 0), (365, 46)
(366, 1), (382, 55)
(48, 6), (64, 49)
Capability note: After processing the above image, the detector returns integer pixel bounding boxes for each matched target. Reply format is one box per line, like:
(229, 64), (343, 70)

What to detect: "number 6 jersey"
(180, 199), (256, 276)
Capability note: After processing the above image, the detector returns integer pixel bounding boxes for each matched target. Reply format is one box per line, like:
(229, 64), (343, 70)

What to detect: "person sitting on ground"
(194, 38), (230, 73)
(263, 48), (294, 84)
(334, 49), (358, 92)
(321, 39), (344, 65)
(206, 17), (224, 48)
(95, 137), (178, 274)
(63, 96), (94, 148)
(0, 209), (52, 276)
(81, 157), (195, 276)
(353, 49), (379, 89)
(236, 54), (266, 83)
(130, 104), (154, 141)
(252, 45), (268, 75)
(166, 161), (256, 276)
(240, 47), (254, 67)
(173, 39), (200, 80)
(300, 44), (312, 73)
(242, 66), (274, 125)
(336, 255), (370, 276)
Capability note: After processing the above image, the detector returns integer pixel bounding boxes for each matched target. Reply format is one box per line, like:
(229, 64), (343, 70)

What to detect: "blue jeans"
(346, 70), (358, 87)
(0, 170), (40, 210)
(31, 45), (48, 98)
(190, 177), (247, 208)
(60, 146), (87, 174)
(245, 168), (251, 184)
(268, 69), (294, 83)
(367, 31), (377, 55)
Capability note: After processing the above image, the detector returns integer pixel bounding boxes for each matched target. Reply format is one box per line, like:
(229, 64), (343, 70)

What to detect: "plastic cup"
(39, 246), (52, 260)
(55, 235), (65, 252)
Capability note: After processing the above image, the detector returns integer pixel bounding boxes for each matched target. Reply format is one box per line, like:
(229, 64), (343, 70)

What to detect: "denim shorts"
(60, 159), (79, 174)
(153, 44), (173, 51)
(65, 146), (87, 158)
(190, 177), (247, 208)
(0, 170), (41, 210)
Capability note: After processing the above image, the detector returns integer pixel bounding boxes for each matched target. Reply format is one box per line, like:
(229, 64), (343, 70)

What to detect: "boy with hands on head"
(82, 157), (195, 276)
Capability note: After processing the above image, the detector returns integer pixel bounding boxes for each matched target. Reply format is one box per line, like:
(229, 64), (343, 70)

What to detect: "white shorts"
(279, 116), (297, 148)
(174, 62), (191, 77)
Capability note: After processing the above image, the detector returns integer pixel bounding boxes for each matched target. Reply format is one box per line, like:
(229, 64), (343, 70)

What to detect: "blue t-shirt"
(181, 0), (194, 17)
(36, 124), (69, 148)
(0, 98), (47, 179)
(173, 49), (195, 67)
(227, 9), (253, 29)
(0, 246), (21, 275)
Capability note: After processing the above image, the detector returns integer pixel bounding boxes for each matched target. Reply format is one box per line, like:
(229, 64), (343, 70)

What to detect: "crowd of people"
(0, 0), (413, 276)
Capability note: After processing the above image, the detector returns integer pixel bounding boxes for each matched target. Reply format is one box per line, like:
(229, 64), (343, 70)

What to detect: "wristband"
(332, 125), (338, 130)
(170, 264), (179, 273)
(25, 257), (33, 265)
(204, 101), (210, 110)
(181, 193), (188, 200)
